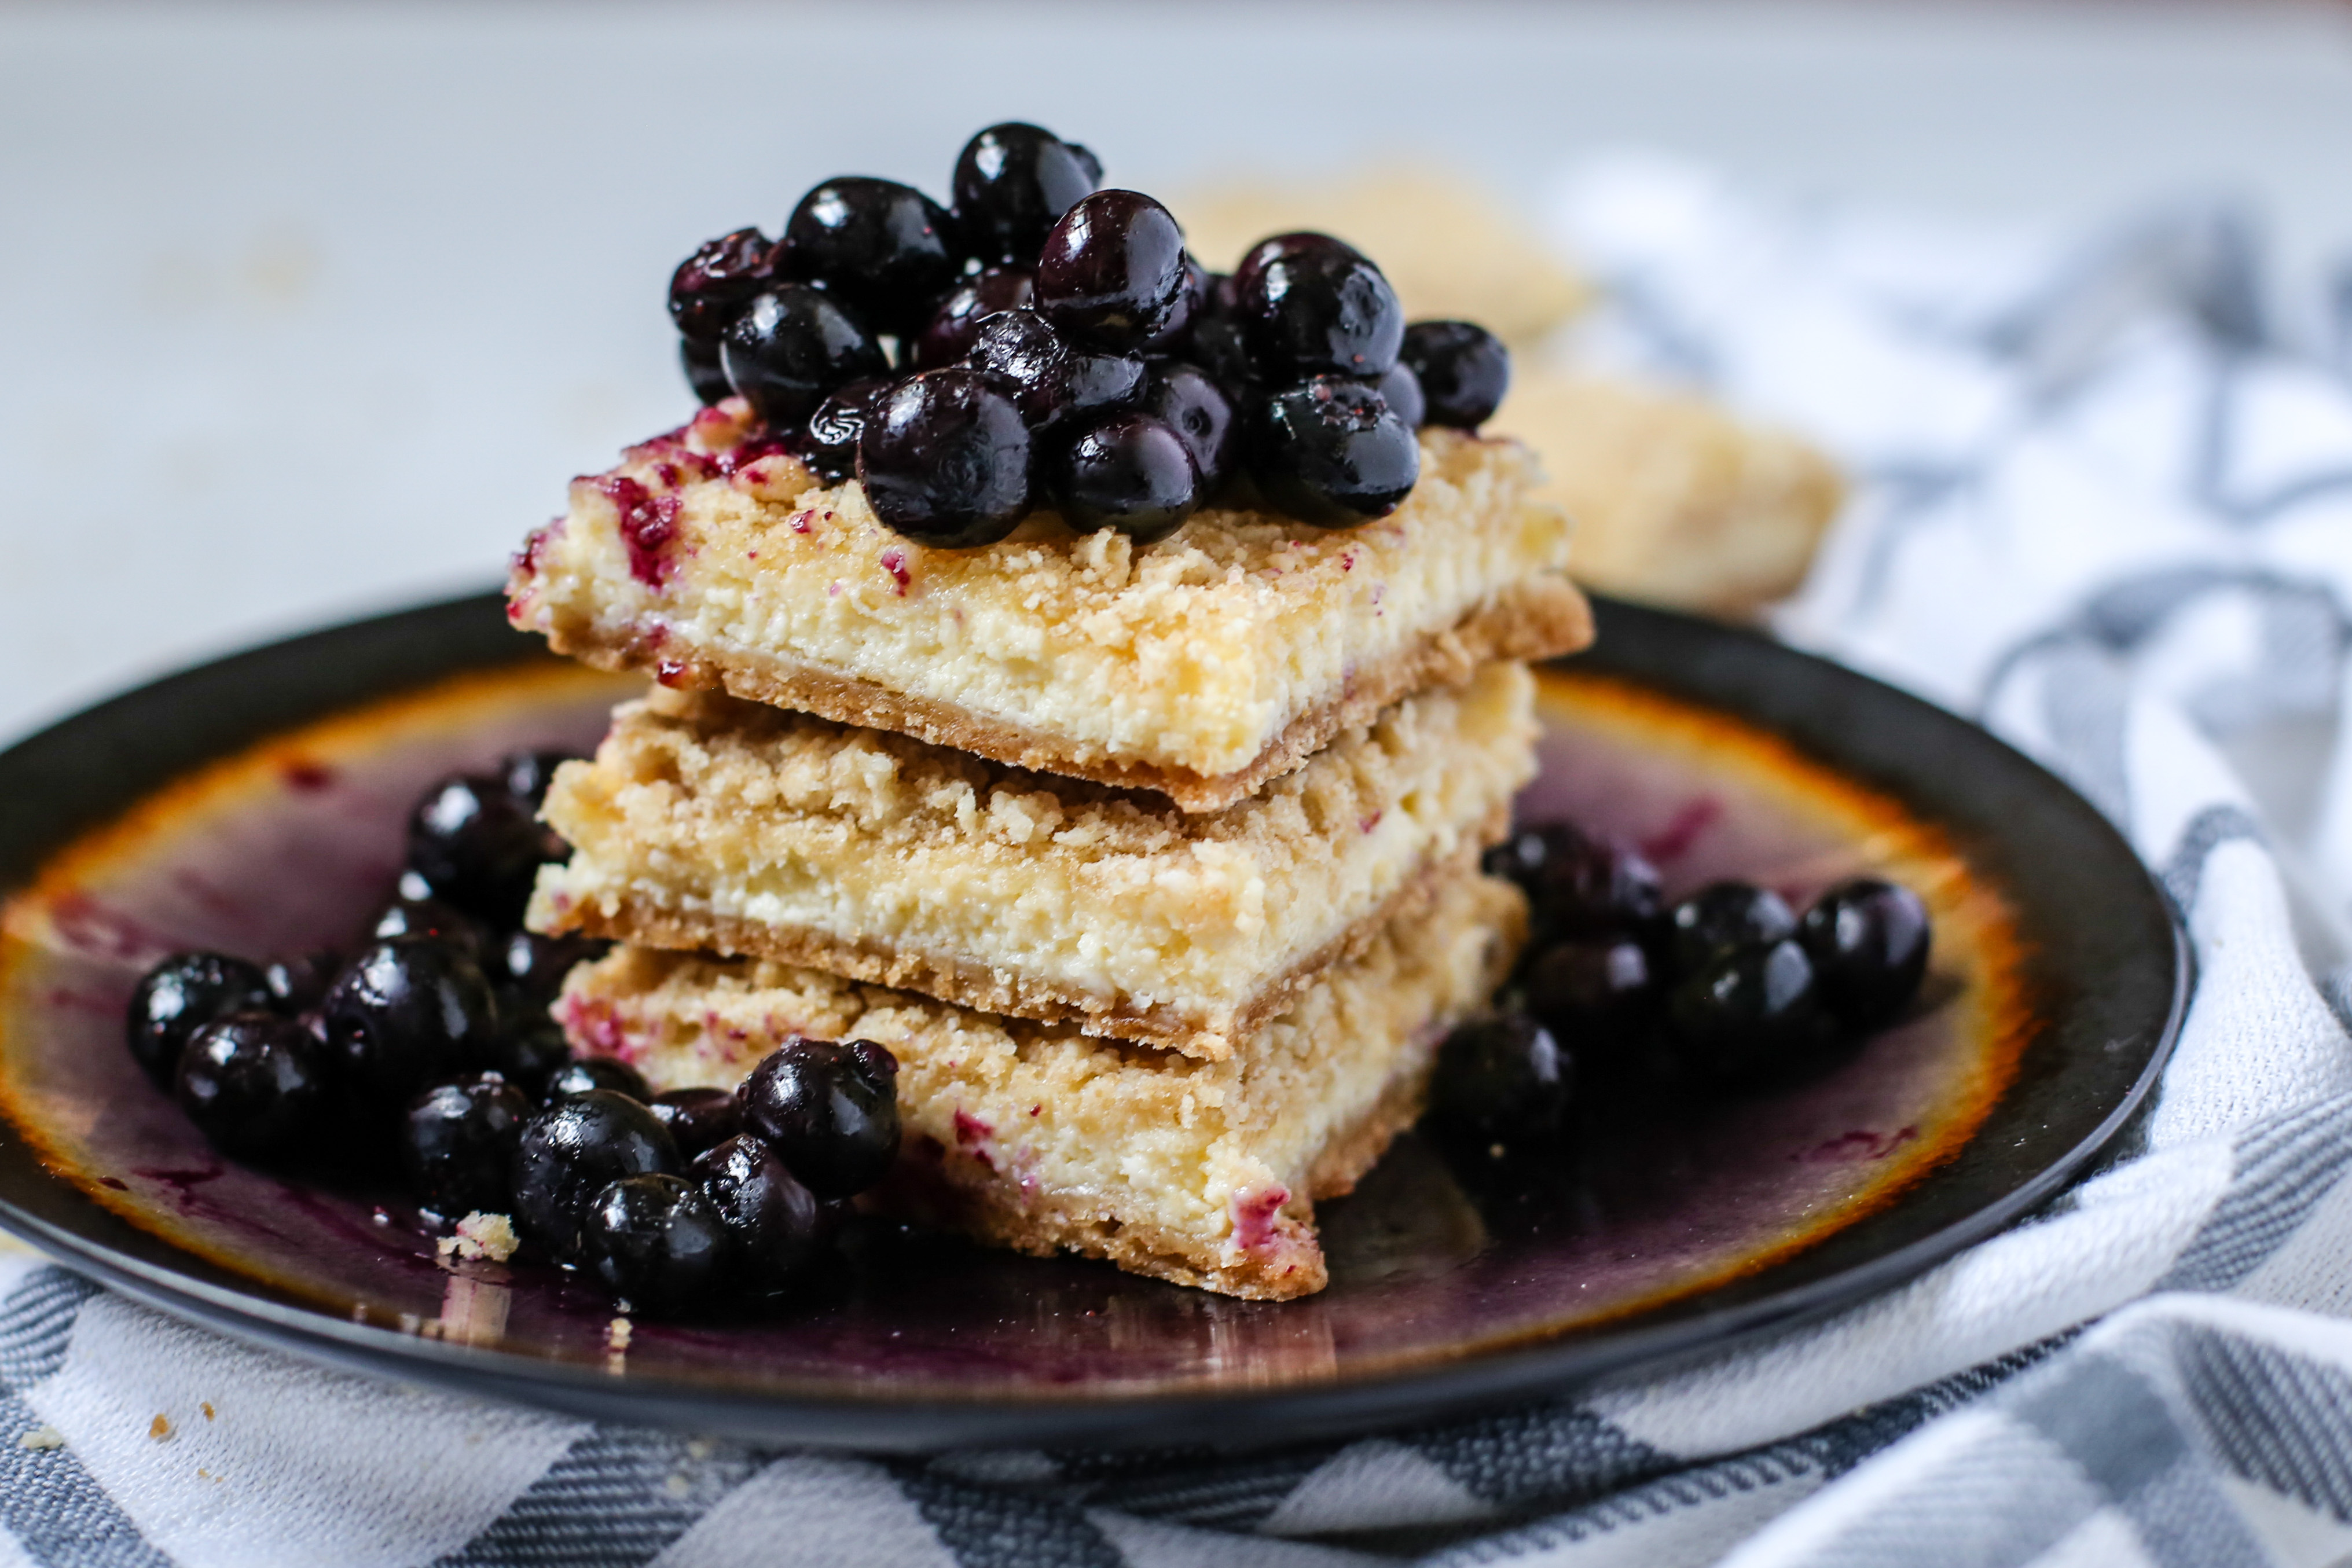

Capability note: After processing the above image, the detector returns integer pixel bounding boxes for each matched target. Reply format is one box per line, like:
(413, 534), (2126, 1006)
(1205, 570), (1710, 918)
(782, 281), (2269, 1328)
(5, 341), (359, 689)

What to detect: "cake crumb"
(149, 1414), (172, 1441)
(18, 1426), (63, 1452)
(200, 1402), (215, 1422)
(437, 1211), (520, 1263)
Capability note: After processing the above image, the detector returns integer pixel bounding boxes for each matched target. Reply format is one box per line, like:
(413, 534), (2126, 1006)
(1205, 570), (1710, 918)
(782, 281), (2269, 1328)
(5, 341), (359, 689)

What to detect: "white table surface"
(3, 0), (2349, 747)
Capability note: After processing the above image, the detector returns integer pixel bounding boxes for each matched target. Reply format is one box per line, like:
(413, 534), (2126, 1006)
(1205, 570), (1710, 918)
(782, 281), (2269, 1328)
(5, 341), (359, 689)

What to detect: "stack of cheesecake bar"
(507, 401), (1592, 1298)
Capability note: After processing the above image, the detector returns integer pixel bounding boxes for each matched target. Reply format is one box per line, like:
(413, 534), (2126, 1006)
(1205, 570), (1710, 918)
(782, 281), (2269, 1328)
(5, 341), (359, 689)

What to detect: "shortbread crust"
(507, 404), (1589, 810)
(557, 868), (1524, 1299)
(530, 663), (1534, 1058)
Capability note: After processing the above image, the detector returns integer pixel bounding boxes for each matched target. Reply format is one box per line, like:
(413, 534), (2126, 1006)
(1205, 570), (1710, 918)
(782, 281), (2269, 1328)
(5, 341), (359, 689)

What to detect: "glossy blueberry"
(497, 928), (603, 1007)
(1668, 882), (1796, 978)
(1048, 413), (1201, 543)
(263, 950), (343, 1016)
(719, 285), (889, 431)
(1400, 321), (1510, 429)
(1428, 1015), (1573, 1141)
(737, 1037), (901, 1199)
(127, 952), (273, 1089)
(1138, 254), (1209, 356)
(681, 335), (732, 405)
(319, 938), (502, 1106)
(542, 1056), (651, 1107)
(1136, 360), (1239, 490)
(1377, 359), (1426, 429)
(1482, 822), (1663, 941)
(667, 227), (777, 341)
(510, 1089), (679, 1260)
(501, 750), (578, 811)
(406, 773), (555, 926)
(1520, 936), (1658, 1054)
(692, 1134), (834, 1288)
(650, 1087), (743, 1161)
(175, 1012), (325, 1158)
(856, 368), (1034, 548)
(372, 897), (492, 963)
(799, 375), (890, 484)
(908, 266), (1034, 370)
(1246, 376), (1419, 525)
(401, 1074), (531, 1216)
(951, 123), (1102, 265)
(1798, 877), (1931, 1030)
(579, 1173), (729, 1313)
(781, 177), (962, 335)
(486, 1012), (573, 1098)
(1034, 190), (1189, 352)
(964, 309), (1145, 429)
(1234, 234), (1404, 377)
(1667, 938), (1829, 1088)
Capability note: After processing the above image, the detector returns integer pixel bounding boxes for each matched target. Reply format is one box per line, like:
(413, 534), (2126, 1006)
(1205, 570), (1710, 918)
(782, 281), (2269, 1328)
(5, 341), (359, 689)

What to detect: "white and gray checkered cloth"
(7, 157), (2352, 1566)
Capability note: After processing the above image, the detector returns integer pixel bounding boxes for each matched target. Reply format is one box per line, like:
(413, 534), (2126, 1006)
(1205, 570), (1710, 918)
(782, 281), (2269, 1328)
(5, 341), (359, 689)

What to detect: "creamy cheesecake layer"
(506, 401), (1588, 810)
(530, 662), (1533, 1059)
(557, 868), (1524, 1299)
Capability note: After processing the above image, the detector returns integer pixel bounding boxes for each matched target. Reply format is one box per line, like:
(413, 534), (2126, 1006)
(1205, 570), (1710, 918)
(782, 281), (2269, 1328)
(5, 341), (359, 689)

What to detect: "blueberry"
(1138, 254), (1210, 356)
(498, 928), (604, 1009)
(1183, 314), (1256, 404)
(1668, 882), (1796, 978)
(1234, 234), (1404, 378)
(951, 123), (1102, 266)
(1666, 939), (1829, 1088)
(1427, 1015), (1573, 1142)
(320, 938), (502, 1106)
(856, 368), (1034, 548)
(263, 950), (343, 1016)
(510, 1089), (679, 1260)
(1400, 321), (1510, 429)
(1798, 878), (1931, 1030)
(501, 750), (578, 811)
(693, 1132), (834, 1288)
(1482, 822), (1662, 941)
(1034, 190), (1190, 352)
(650, 1087), (743, 1160)
(127, 952), (273, 1089)
(1246, 376), (1419, 525)
(1048, 413), (1201, 543)
(667, 227), (777, 342)
(800, 374), (890, 484)
(682, 335), (732, 405)
(402, 1074), (531, 1216)
(964, 309), (1145, 429)
(720, 285), (889, 431)
(908, 266), (1034, 370)
(372, 898), (493, 963)
(175, 1012), (325, 1158)
(1520, 936), (1658, 1055)
(406, 773), (556, 926)
(485, 1012), (573, 1097)
(780, 177), (962, 335)
(579, 1173), (729, 1313)
(542, 1056), (651, 1106)
(1136, 361), (1239, 491)
(737, 1038), (901, 1199)
(1377, 359), (1426, 429)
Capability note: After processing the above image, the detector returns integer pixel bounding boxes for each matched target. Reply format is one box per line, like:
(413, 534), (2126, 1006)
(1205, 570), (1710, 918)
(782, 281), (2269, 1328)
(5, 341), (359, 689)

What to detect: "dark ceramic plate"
(0, 593), (2184, 1451)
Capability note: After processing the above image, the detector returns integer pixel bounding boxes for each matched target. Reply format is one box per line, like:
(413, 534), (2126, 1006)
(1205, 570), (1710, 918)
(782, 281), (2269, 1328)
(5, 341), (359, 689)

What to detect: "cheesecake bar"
(529, 661), (1533, 1059)
(506, 404), (1588, 810)
(557, 866), (1524, 1299)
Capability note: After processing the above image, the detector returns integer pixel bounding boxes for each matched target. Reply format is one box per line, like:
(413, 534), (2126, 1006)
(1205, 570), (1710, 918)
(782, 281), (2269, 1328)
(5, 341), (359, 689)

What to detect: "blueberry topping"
(681, 335), (732, 405)
(1235, 234), (1404, 377)
(1798, 877), (1931, 1030)
(498, 928), (603, 1008)
(1048, 413), (1201, 543)
(1377, 359), (1426, 429)
(964, 309), (1146, 429)
(908, 267), (1034, 370)
(780, 177), (962, 335)
(1136, 360), (1239, 491)
(1482, 822), (1662, 941)
(1428, 1015), (1573, 1141)
(263, 950), (343, 1016)
(667, 227), (776, 342)
(501, 750), (578, 811)
(175, 1012), (325, 1158)
(127, 952), (273, 1089)
(1668, 882), (1796, 978)
(319, 937), (501, 1106)
(1034, 190), (1190, 352)
(736, 1037), (901, 1199)
(1666, 938), (1828, 1088)
(1181, 314), (1254, 399)
(951, 123), (1102, 265)
(1246, 376), (1419, 526)
(372, 898), (493, 963)
(801, 375), (890, 484)
(856, 368), (1034, 548)
(719, 285), (889, 431)
(650, 1086), (743, 1160)
(1521, 936), (1657, 1053)
(1138, 253), (1209, 356)
(541, 1056), (651, 1106)
(402, 1074), (531, 1216)
(406, 773), (557, 926)
(579, 1173), (730, 1313)
(1400, 321), (1510, 429)
(485, 1012), (573, 1099)
(510, 1089), (679, 1260)
(692, 1132), (834, 1287)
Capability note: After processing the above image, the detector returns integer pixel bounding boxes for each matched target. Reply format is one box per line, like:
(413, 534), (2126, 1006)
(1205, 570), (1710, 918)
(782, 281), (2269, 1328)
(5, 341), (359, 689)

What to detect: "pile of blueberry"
(667, 122), (1511, 548)
(122, 753), (904, 1313)
(1432, 821), (1934, 1147)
